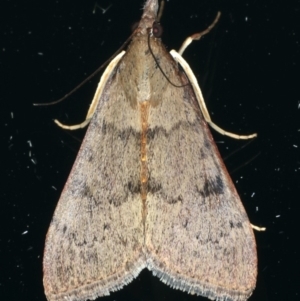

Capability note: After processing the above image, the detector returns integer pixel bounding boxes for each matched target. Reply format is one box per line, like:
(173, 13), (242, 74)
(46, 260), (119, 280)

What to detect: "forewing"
(145, 50), (257, 301)
(43, 69), (145, 301)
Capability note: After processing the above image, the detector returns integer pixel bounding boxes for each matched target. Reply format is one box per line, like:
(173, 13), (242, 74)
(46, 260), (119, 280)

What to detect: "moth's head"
(143, 0), (159, 18)
(134, 0), (159, 36)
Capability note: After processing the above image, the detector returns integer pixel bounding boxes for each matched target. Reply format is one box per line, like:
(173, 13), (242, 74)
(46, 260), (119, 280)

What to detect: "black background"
(1, 0), (299, 300)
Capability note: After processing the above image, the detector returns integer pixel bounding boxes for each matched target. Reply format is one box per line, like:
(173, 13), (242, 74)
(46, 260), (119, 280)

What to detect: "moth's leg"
(178, 12), (221, 56)
(251, 224), (266, 231)
(55, 51), (126, 130)
(170, 50), (257, 140)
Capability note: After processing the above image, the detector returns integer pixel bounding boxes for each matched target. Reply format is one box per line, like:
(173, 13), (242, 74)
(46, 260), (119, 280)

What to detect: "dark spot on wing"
(229, 221), (243, 228)
(204, 138), (211, 151)
(200, 175), (224, 198)
(82, 182), (94, 200)
(127, 181), (141, 194)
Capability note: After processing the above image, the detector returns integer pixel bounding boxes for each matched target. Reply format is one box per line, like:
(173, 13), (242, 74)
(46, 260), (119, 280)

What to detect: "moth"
(43, 1), (257, 301)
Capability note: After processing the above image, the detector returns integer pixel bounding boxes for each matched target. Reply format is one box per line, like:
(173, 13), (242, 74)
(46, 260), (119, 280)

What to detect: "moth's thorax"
(116, 0), (172, 106)
(119, 35), (170, 106)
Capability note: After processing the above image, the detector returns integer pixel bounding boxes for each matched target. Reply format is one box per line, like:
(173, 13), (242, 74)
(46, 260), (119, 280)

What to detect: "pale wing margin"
(145, 57), (257, 301)
(43, 66), (145, 301)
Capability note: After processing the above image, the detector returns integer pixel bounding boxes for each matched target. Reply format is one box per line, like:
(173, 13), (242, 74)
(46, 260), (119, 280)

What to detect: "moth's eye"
(152, 21), (163, 38)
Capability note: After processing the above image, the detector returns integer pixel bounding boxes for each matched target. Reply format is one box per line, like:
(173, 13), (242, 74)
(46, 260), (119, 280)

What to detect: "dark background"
(1, 0), (299, 300)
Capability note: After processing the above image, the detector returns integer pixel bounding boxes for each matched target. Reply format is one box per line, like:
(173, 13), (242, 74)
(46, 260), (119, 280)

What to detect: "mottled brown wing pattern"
(43, 71), (146, 301)
(144, 39), (257, 301)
